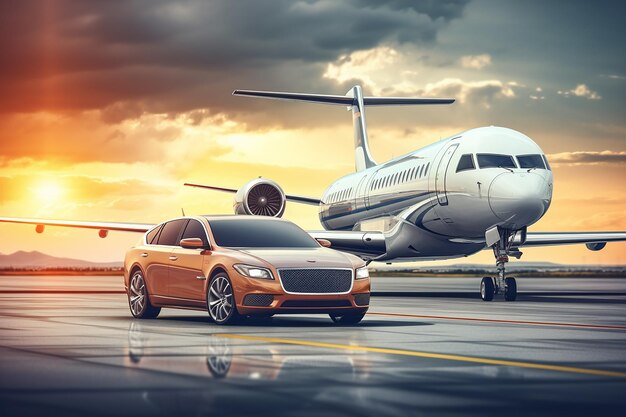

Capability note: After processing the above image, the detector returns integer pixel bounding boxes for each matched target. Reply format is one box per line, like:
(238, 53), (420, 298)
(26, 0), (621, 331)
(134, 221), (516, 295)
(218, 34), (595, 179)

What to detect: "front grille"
(354, 293), (370, 306)
(278, 269), (352, 294)
(243, 294), (274, 306)
(281, 300), (352, 308)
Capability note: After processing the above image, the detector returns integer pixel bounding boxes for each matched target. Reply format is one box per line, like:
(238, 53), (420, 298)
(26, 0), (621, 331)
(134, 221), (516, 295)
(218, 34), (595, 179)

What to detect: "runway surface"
(1, 275), (626, 416)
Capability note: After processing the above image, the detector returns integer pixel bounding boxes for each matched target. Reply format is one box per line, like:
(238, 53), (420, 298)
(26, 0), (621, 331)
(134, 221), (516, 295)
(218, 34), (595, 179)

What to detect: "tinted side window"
(456, 154), (475, 172)
(156, 219), (188, 246)
(146, 224), (163, 244)
(181, 219), (209, 246)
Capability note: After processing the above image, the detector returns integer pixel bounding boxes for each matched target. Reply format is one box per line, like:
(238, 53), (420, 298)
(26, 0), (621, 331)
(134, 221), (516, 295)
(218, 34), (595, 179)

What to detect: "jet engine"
(234, 178), (286, 217)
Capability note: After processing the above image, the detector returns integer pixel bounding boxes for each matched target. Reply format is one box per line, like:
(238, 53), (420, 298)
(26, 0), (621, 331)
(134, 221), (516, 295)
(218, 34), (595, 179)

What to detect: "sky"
(0, 0), (625, 265)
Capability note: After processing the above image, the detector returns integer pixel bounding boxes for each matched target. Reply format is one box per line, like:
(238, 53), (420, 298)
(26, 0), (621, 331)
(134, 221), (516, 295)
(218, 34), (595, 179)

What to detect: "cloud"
(601, 74), (626, 80)
(413, 78), (515, 108)
(547, 151), (626, 165)
(0, 0), (469, 115)
(558, 84), (601, 100)
(459, 54), (492, 69)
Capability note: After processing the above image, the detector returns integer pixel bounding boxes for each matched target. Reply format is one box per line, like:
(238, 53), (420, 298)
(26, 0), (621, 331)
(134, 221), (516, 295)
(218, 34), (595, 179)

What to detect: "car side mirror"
(316, 238), (332, 248)
(180, 238), (206, 249)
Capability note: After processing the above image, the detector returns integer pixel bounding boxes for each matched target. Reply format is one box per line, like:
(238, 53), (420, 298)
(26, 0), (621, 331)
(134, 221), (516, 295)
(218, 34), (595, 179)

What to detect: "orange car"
(124, 215), (370, 325)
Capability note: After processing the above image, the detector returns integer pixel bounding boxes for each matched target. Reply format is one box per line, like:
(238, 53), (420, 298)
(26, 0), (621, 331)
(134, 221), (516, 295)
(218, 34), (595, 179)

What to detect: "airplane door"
(435, 143), (458, 205)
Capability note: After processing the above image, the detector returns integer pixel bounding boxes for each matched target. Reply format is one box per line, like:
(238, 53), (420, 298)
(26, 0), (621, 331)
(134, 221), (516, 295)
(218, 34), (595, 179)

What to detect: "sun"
(33, 180), (64, 203)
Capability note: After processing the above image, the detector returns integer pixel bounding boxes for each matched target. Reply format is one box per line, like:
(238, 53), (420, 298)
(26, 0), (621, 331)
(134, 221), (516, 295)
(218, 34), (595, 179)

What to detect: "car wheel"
(207, 273), (240, 325)
(329, 312), (366, 325)
(128, 269), (161, 319)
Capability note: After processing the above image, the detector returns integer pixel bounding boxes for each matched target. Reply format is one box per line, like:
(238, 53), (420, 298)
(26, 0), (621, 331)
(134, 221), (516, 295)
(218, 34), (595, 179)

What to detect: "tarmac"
(1, 275), (625, 416)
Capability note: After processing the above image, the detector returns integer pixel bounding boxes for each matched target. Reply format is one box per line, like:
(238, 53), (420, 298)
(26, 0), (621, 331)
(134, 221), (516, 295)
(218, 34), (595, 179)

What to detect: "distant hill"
(0, 251), (122, 269)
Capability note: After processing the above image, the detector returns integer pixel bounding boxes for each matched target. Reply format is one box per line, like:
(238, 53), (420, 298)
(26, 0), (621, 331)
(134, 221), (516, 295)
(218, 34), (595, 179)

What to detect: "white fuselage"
(318, 127), (553, 261)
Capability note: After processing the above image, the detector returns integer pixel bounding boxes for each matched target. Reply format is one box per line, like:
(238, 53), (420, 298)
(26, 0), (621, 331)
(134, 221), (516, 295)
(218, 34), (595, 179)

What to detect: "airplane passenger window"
(424, 163), (430, 176)
(477, 154), (516, 169)
(146, 224), (163, 245)
(456, 154), (476, 172)
(181, 219), (208, 246)
(157, 219), (188, 246)
(517, 154), (546, 169)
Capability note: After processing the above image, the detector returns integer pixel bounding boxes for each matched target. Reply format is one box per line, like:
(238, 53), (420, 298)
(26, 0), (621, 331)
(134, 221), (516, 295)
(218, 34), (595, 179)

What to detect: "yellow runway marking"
(216, 333), (626, 379)
(369, 312), (626, 330)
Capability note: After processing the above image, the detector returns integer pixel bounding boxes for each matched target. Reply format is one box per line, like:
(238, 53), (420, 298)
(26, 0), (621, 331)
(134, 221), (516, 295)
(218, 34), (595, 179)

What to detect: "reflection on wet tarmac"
(126, 321), (372, 382)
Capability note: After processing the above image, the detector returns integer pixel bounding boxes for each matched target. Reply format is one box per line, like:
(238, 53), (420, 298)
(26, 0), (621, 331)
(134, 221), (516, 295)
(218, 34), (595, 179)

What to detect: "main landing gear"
(480, 227), (524, 302)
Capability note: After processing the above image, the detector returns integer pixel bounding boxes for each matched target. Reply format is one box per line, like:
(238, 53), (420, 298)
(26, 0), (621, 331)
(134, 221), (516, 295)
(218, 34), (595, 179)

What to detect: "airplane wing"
(184, 182), (322, 205)
(0, 217), (154, 234)
(519, 232), (626, 250)
(0, 215), (386, 258)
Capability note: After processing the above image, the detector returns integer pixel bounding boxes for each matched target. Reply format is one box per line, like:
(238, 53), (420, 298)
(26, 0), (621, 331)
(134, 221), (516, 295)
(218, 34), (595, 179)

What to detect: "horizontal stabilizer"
(233, 89), (454, 106)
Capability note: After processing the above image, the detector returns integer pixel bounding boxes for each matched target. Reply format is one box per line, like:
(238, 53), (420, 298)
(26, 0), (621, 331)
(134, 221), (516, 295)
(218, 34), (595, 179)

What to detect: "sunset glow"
(32, 180), (64, 203)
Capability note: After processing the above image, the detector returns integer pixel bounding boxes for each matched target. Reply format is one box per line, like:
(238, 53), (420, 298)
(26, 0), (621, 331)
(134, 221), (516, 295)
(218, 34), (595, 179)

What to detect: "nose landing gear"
(481, 227), (524, 302)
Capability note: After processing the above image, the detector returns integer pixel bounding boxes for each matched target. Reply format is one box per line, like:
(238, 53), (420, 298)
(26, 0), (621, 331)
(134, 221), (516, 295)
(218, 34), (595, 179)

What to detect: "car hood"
(237, 247), (354, 269)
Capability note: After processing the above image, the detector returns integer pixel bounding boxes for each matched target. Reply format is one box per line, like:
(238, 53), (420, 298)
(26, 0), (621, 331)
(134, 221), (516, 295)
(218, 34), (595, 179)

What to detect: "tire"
(329, 312), (366, 325)
(128, 269), (161, 319)
(504, 277), (517, 302)
(207, 273), (240, 325)
(480, 277), (495, 301)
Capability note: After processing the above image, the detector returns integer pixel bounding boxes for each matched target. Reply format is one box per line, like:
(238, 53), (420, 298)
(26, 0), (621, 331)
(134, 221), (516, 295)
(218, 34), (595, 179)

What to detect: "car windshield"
(476, 153), (517, 169)
(207, 218), (319, 248)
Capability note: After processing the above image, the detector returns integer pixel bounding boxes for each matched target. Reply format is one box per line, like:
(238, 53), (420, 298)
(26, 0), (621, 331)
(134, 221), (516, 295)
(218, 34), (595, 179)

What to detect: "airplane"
(2, 85), (625, 302)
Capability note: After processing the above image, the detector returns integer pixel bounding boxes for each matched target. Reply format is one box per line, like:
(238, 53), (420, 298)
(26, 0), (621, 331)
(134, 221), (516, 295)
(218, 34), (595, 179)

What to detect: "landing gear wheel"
(128, 270), (161, 319)
(504, 277), (517, 301)
(208, 273), (240, 325)
(329, 312), (366, 325)
(480, 277), (495, 301)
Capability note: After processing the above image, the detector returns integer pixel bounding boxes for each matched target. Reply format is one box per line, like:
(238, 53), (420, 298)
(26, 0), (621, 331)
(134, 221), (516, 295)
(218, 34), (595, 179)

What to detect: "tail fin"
(233, 86), (454, 172)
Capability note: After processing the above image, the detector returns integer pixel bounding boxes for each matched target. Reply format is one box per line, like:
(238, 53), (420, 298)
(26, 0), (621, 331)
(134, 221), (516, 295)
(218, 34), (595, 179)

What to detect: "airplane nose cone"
(488, 172), (552, 228)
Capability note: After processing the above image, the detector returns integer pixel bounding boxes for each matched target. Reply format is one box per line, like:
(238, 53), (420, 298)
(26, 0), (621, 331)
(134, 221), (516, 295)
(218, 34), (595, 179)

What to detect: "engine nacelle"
(234, 178), (286, 217)
(586, 242), (606, 251)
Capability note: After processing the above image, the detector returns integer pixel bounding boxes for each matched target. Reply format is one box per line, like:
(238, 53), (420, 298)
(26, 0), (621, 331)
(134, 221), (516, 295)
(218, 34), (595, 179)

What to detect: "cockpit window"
(542, 155), (551, 171)
(477, 154), (517, 169)
(517, 154), (546, 169)
(456, 154), (475, 172)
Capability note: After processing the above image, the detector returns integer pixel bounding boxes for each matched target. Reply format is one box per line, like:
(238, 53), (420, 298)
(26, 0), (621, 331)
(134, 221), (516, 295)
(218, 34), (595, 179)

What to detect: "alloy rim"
(129, 272), (146, 316)
(208, 276), (233, 323)
(206, 337), (233, 377)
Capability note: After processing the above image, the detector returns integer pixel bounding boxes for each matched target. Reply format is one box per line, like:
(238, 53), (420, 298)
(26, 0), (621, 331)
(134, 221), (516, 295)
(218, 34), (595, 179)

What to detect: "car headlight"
(355, 265), (369, 280)
(233, 264), (274, 280)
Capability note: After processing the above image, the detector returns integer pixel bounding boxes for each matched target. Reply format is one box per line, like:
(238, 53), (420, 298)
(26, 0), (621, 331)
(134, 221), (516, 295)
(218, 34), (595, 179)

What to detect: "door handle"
(141, 253), (148, 258)
(169, 256), (178, 261)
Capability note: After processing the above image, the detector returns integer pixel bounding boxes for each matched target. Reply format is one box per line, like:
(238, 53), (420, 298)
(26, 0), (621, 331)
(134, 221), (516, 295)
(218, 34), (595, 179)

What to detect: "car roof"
(199, 215), (290, 223)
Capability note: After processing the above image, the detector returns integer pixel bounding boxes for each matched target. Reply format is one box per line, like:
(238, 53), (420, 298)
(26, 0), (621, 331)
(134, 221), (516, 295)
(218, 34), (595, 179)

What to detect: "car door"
(146, 219), (187, 299)
(168, 218), (209, 304)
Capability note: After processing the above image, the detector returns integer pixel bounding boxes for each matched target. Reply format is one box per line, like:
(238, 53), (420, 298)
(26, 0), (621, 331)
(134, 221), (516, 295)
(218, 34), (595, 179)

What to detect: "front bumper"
(231, 268), (370, 316)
